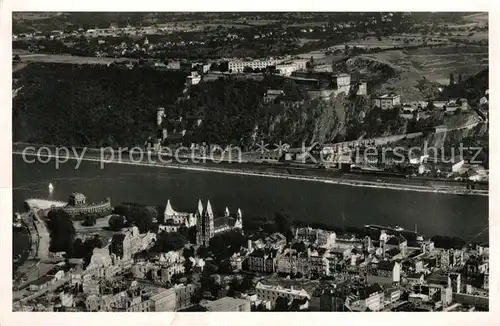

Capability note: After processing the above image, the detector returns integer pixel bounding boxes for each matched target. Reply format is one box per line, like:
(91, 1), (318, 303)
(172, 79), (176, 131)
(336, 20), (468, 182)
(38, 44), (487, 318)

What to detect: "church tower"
(196, 199), (215, 247)
(235, 208), (243, 230)
(205, 200), (215, 239)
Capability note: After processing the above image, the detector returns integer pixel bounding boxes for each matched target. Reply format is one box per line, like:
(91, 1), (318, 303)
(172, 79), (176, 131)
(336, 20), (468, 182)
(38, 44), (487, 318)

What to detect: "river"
(13, 155), (489, 245)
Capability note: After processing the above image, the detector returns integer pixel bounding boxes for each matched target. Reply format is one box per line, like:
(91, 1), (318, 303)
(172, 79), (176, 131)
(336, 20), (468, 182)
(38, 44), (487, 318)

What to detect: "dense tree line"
(14, 62), (432, 149)
(152, 231), (187, 252)
(13, 63), (187, 147)
(345, 106), (408, 140)
(208, 231), (246, 262)
(72, 235), (104, 266)
(109, 203), (155, 233)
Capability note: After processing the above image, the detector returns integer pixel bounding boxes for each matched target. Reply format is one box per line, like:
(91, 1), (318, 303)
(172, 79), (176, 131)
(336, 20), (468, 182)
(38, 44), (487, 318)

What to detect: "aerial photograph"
(11, 12), (489, 312)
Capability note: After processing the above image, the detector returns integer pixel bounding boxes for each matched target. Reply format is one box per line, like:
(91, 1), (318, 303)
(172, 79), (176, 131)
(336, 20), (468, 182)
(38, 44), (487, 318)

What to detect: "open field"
(351, 45), (488, 100)
(13, 12), (67, 21)
(463, 12), (488, 25)
(330, 35), (450, 50)
(284, 21), (329, 28)
(296, 33), (452, 63)
(15, 54), (135, 65)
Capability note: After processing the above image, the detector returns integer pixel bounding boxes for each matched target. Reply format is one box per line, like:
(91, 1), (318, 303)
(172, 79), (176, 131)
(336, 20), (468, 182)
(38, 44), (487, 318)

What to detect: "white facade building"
(276, 63), (299, 76)
(255, 282), (310, 308)
(372, 94), (401, 110)
(229, 59), (282, 73)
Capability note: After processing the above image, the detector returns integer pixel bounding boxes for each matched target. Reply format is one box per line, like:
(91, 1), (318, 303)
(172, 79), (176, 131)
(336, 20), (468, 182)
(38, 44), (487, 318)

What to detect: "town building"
(228, 59), (282, 73)
(174, 284), (196, 310)
(255, 283), (310, 309)
(371, 94), (401, 110)
(366, 260), (401, 285)
(385, 234), (408, 257)
(263, 89), (284, 103)
(295, 227), (336, 247)
(200, 297), (251, 312)
(276, 249), (310, 275)
(158, 221), (180, 233)
(319, 289), (346, 311)
(425, 273), (453, 307)
(245, 248), (277, 273)
(127, 288), (176, 312)
(109, 226), (156, 262)
(149, 288), (177, 311)
(406, 272), (425, 286)
(384, 287), (401, 306)
(348, 284), (385, 312)
(186, 71), (202, 86)
(276, 63), (299, 76)
(164, 199), (193, 225)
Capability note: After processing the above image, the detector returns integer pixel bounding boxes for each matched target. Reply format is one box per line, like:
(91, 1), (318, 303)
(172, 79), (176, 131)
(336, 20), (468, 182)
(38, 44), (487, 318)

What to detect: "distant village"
(14, 194), (489, 312)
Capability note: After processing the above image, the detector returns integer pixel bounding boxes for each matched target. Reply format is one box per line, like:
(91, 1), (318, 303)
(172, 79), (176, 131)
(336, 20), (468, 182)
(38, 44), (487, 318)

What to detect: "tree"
(156, 205), (166, 225)
(113, 204), (130, 217)
(82, 214), (97, 226)
(209, 231), (245, 262)
(274, 296), (290, 311)
(153, 231), (187, 252)
(72, 238), (85, 258)
(197, 245), (209, 258)
(46, 209), (75, 253)
(179, 225), (197, 244)
(128, 206), (154, 233)
(108, 214), (127, 231)
(182, 246), (195, 272)
(292, 241), (307, 253)
(274, 211), (293, 240)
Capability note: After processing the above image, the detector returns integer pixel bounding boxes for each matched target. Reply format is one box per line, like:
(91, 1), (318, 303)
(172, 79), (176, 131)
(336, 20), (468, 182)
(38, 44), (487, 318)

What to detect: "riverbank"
(13, 149), (488, 196)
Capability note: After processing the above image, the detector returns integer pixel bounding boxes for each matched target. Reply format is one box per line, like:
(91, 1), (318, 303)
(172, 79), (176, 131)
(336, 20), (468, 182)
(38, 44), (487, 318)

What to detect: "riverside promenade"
(13, 149), (488, 197)
(13, 199), (66, 292)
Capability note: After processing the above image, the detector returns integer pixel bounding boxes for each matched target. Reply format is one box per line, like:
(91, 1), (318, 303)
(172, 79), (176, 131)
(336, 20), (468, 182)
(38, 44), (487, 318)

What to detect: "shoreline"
(13, 151), (488, 196)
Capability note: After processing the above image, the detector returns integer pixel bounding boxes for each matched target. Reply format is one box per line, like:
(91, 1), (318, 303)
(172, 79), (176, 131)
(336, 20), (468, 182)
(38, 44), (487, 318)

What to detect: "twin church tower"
(195, 199), (243, 247)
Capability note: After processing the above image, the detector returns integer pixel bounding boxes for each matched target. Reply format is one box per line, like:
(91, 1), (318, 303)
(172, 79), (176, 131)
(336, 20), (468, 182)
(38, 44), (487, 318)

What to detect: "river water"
(13, 155), (489, 244)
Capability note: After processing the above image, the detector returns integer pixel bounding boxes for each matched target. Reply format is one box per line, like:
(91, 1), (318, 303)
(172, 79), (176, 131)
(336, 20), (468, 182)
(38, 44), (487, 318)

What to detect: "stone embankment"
(14, 150), (488, 196)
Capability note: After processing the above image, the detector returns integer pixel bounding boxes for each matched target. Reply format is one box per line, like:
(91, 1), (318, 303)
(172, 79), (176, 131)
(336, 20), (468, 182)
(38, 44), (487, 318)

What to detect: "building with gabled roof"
(367, 260), (401, 285)
(255, 282), (310, 309)
(164, 199), (193, 226)
(349, 284), (385, 312)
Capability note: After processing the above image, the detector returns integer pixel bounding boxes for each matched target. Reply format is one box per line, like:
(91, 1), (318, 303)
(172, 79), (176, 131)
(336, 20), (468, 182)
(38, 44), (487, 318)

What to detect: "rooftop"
(256, 282), (310, 298)
(407, 272), (424, 279)
(359, 284), (383, 300)
(377, 260), (396, 271)
(200, 297), (249, 312)
(214, 216), (236, 229)
(30, 275), (53, 286)
(373, 93), (399, 99)
(426, 273), (449, 286)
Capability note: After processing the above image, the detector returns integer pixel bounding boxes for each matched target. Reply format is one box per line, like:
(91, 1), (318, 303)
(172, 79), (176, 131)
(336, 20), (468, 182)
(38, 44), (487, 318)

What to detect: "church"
(162, 199), (243, 247)
(163, 200), (197, 228)
(195, 199), (243, 247)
